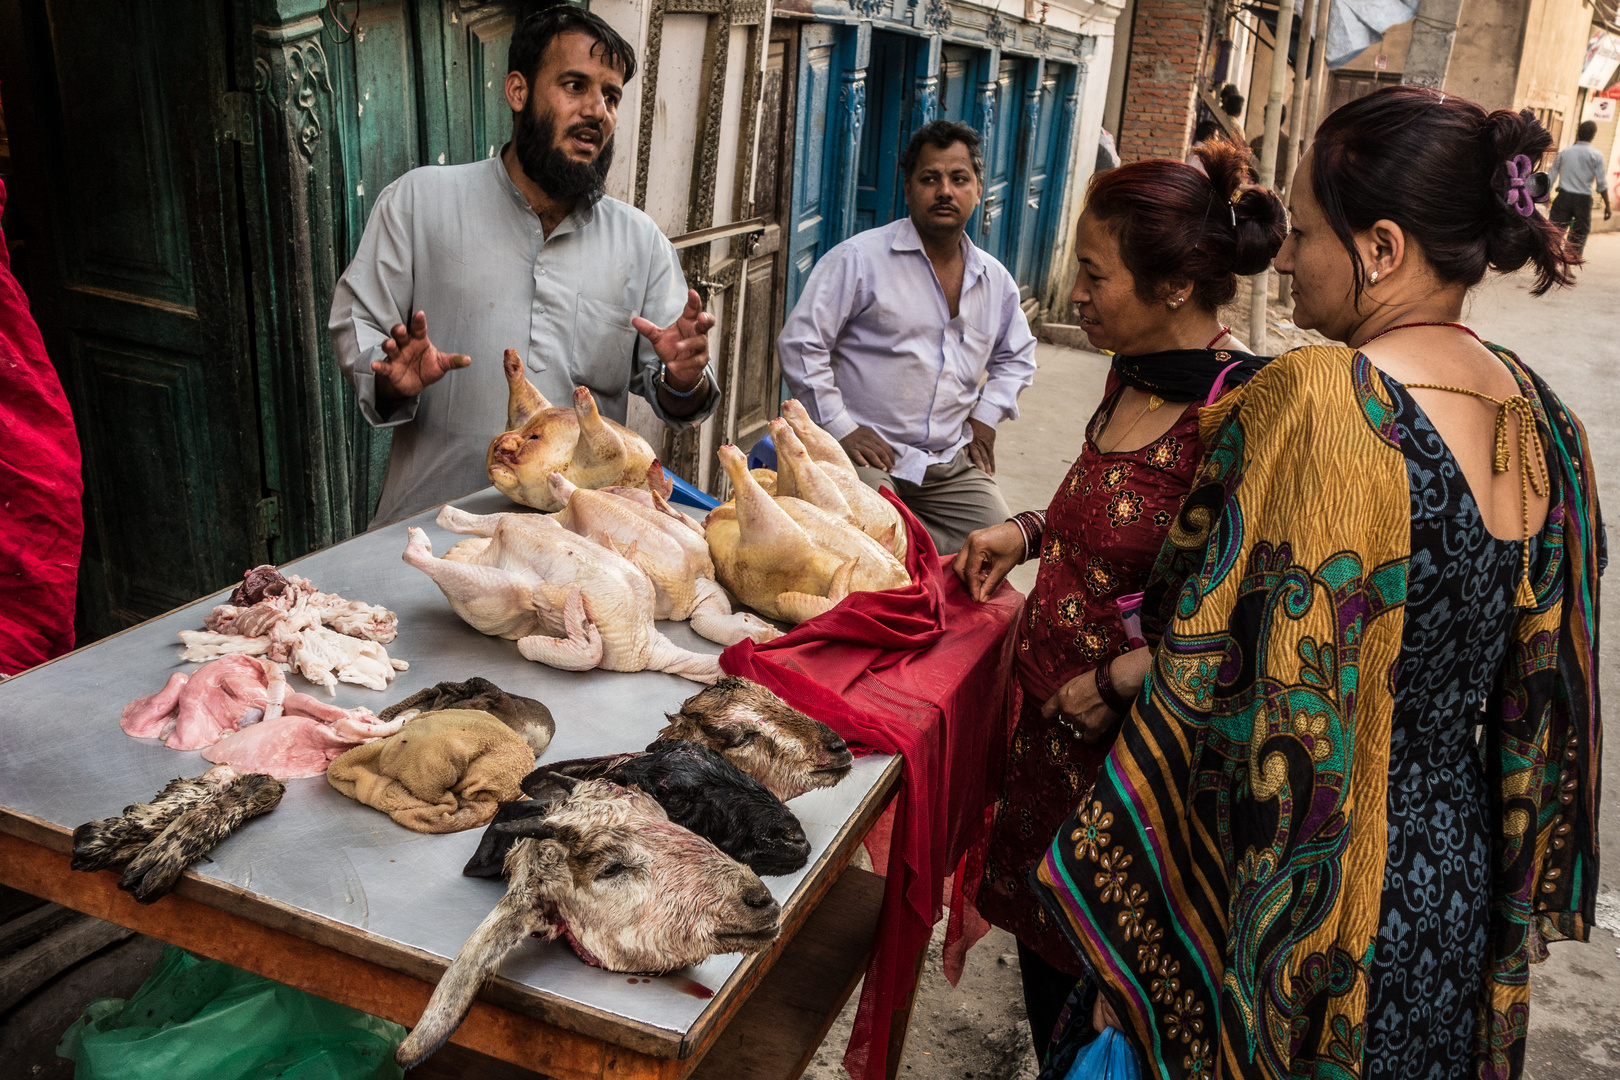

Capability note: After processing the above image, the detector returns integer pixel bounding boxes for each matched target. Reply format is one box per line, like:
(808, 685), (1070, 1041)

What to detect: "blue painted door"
(977, 57), (1028, 268)
(1012, 62), (1075, 300)
(786, 24), (840, 313)
(854, 31), (915, 233)
(938, 45), (984, 125)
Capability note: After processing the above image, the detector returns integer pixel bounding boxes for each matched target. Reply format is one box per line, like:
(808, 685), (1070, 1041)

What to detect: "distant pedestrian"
(1185, 119), (1224, 173)
(1548, 120), (1612, 257)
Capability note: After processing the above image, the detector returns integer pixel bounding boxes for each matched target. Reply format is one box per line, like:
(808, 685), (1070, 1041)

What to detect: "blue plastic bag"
(1062, 1027), (1142, 1080)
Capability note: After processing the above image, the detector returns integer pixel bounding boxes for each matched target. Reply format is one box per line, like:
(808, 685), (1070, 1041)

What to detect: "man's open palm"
(632, 289), (715, 389)
(371, 310), (470, 398)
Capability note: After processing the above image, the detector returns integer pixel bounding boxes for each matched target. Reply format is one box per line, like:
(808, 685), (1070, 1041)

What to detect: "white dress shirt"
(776, 217), (1037, 484)
(329, 154), (713, 525)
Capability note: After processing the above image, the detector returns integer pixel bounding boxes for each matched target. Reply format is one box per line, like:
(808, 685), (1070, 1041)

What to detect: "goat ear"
(493, 817), (558, 840)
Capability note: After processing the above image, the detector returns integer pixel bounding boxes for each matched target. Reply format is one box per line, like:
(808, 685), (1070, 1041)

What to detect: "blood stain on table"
(663, 974), (713, 999)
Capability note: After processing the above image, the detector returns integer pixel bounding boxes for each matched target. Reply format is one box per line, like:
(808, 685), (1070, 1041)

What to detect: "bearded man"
(330, 6), (715, 525)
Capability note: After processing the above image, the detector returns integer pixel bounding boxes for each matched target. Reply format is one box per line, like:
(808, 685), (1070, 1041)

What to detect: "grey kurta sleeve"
(631, 233), (720, 431)
(329, 179), (420, 428)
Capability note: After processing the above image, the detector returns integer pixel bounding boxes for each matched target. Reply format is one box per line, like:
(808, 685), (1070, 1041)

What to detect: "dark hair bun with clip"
(1085, 137), (1286, 310)
(1310, 86), (1575, 296)
(1194, 139), (1289, 277)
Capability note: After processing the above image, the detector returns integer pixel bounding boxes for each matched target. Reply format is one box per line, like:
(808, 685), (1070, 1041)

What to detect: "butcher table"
(0, 488), (905, 1080)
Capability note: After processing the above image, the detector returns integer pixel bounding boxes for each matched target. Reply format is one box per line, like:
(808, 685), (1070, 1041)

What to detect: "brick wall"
(1116, 0), (1211, 161)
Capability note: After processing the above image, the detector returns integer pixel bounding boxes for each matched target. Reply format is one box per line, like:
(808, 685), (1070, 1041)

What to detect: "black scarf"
(1110, 347), (1269, 402)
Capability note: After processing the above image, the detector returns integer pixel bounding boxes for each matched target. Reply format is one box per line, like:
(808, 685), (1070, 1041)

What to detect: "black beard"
(513, 105), (613, 204)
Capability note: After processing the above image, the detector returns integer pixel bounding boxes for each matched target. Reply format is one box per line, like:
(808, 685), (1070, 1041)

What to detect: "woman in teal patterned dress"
(1034, 87), (1602, 1080)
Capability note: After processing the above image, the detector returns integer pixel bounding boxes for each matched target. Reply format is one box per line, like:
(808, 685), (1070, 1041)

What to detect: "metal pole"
(1248, 0), (1295, 352)
(1303, 0), (1333, 152)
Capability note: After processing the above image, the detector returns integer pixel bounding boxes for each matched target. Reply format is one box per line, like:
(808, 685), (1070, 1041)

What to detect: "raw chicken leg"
(778, 399), (906, 559)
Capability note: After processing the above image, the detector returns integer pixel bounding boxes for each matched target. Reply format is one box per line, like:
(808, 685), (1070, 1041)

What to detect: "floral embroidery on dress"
(1106, 490), (1144, 527)
(1057, 592), (1086, 624)
(1084, 557), (1119, 595)
(1145, 438), (1184, 470)
(1100, 462), (1132, 490)
(1074, 625), (1110, 660)
(1153, 509), (1171, 527)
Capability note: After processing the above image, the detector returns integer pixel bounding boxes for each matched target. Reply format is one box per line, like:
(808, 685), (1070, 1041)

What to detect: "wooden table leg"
(882, 940), (931, 1080)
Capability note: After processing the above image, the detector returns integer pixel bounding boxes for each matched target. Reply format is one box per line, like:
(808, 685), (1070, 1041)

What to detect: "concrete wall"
(1510, 0), (1595, 145)
(1444, 0), (1527, 110)
(1113, 0), (1211, 159)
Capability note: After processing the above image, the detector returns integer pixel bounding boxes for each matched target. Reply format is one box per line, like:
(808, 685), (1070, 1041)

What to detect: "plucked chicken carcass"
(705, 445), (910, 624)
(403, 506), (723, 682)
(777, 400), (907, 559)
(487, 349), (663, 512)
(548, 473), (777, 646)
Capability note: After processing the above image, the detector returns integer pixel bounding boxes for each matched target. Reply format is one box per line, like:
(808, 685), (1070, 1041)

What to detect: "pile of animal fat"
(177, 565), (407, 692)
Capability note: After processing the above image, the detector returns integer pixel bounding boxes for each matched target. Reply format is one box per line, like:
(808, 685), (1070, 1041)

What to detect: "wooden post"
(1248, 0), (1295, 351)
(1283, 0), (1317, 197)
(1303, 0), (1333, 156)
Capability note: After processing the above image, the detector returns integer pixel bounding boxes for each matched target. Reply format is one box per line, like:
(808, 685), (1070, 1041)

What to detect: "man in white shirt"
(777, 121), (1037, 555)
(1549, 120), (1612, 259)
(330, 7), (717, 525)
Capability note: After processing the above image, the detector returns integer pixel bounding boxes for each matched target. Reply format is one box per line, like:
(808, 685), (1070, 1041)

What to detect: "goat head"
(658, 676), (854, 800)
(378, 676), (555, 756)
(399, 775), (779, 1068)
(464, 740), (811, 878)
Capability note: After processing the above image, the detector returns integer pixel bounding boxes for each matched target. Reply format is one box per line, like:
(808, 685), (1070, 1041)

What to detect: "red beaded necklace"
(1357, 320), (1480, 348)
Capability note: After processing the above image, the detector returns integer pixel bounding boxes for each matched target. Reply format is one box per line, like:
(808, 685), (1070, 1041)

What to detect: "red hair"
(1084, 140), (1287, 309)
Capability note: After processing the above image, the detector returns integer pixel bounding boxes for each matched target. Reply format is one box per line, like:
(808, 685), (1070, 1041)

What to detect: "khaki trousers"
(855, 448), (1011, 556)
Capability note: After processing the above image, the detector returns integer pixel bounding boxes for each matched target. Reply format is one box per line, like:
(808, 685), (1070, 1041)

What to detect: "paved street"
(808, 233), (1620, 1079)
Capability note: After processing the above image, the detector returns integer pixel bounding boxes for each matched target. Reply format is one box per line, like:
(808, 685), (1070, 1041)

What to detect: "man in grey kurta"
(330, 7), (716, 525)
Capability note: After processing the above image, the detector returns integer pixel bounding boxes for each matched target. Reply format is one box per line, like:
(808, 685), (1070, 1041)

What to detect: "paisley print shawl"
(1033, 345), (1603, 1080)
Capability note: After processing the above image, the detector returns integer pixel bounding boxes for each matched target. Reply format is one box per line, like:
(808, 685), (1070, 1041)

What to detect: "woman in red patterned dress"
(953, 140), (1286, 1058)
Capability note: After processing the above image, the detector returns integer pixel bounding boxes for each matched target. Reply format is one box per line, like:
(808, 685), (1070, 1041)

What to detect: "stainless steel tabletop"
(0, 488), (896, 1047)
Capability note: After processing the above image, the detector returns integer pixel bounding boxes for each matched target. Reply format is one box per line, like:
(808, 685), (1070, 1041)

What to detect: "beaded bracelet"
(1093, 656), (1131, 715)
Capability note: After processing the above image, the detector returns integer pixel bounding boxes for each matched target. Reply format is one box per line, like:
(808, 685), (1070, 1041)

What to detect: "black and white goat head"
(465, 739), (811, 879)
(398, 774), (779, 1068)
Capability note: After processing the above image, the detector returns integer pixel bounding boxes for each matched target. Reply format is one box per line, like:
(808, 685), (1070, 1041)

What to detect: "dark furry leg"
(118, 773), (285, 902)
(71, 770), (232, 872)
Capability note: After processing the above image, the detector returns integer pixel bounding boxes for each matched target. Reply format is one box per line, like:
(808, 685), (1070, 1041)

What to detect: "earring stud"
(1369, 271), (1379, 284)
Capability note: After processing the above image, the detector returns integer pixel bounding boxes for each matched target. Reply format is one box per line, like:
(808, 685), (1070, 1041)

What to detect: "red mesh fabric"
(0, 177), (82, 675)
(720, 491), (1020, 1079)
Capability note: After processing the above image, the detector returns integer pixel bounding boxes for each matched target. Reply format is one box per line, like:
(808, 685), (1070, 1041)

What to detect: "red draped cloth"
(720, 492), (1021, 1080)
(0, 177), (83, 675)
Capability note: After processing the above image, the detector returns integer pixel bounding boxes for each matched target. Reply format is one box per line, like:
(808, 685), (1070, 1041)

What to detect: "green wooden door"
(0, 0), (262, 640)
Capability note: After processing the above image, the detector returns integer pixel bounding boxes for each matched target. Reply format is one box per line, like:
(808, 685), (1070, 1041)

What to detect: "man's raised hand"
(632, 288), (715, 392)
(371, 310), (470, 399)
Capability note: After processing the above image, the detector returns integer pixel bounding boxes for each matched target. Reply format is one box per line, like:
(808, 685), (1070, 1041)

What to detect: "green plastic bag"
(58, 946), (405, 1080)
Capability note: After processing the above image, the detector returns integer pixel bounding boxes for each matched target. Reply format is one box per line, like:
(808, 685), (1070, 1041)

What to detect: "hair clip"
(1504, 155), (1550, 216)
(1230, 203), (1238, 228)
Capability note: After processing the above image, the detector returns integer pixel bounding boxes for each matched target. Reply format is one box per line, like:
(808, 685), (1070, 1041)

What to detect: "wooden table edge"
(0, 754), (902, 1075)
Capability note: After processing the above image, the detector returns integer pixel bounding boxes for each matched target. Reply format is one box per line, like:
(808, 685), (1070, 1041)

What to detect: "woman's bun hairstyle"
(1194, 139), (1289, 277)
(1310, 86), (1575, 297)
(1086, 138), (1286, 310)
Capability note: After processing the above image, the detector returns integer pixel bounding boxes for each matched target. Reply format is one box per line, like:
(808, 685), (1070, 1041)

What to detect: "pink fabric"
(720, 491), (1021, 1080)
(0, 176), (83, 675)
